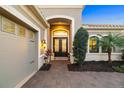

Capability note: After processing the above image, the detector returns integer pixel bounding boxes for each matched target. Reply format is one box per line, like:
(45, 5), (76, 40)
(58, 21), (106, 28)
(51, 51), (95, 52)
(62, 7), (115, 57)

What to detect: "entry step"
(54, 57), (68, 60)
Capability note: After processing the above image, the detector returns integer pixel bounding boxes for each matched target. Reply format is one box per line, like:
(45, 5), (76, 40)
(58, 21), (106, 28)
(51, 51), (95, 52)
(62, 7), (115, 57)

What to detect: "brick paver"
(22, 60), (124, 88)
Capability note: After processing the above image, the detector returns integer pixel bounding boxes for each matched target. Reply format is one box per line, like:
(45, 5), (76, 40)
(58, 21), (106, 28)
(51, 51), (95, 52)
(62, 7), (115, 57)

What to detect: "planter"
(39, 63), (51, 71)
(68, 61), (124, 72)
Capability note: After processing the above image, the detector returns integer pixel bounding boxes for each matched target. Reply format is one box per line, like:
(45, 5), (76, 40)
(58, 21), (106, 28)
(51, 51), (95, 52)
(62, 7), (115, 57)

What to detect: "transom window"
(53, 30), (68, 37)
(2, 17), (15, 34)
(0, 16), (35, 42)
(89, 36), (99, 53)
(18, 25), (26, 37)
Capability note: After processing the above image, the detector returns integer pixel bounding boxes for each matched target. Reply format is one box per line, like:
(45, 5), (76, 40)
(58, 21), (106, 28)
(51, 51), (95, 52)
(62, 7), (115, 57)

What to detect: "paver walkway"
(22, 60), (124, 88)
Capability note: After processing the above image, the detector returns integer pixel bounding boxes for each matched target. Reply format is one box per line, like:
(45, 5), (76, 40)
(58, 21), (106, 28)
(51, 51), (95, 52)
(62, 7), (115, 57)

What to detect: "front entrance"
(53, 37), (68, 57)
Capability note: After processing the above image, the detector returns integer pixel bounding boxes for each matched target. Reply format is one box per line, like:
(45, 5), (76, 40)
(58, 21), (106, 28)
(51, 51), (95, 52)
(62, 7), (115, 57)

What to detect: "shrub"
(73, 27), (89, 66)
(112, 65), (124, 73)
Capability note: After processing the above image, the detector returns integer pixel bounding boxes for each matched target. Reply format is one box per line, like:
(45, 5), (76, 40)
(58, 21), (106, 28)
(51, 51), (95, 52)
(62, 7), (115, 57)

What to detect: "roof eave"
(27, 5), (49, 28)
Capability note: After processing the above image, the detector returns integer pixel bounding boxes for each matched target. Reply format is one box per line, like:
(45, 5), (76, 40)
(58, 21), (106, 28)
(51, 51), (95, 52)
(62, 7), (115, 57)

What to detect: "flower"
(45, 49), (51, 56)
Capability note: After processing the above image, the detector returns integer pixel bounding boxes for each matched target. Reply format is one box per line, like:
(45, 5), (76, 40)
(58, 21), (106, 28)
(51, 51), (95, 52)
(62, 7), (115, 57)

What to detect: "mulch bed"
(68, 61), (124, 72)
(39, 63), (51, 71)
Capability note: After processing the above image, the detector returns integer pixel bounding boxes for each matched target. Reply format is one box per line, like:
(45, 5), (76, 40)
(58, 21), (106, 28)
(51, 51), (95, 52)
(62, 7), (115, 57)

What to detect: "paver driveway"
(22, 60), (124, 88)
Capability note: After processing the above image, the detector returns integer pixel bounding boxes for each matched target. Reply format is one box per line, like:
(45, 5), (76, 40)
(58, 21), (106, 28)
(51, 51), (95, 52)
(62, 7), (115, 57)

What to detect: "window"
(18, 25), (26, 37)
(102, 46), (108, 53)
(89, 36), (99, 53)
(102, 46), (117, 53)
(53, 30), (68, 37)
(113, 47), (121, 53)
(29, 30), (35, 40)
(2, 17), (15, 34)
(101, 36), (118, 53)
(101, 36), (107, 53)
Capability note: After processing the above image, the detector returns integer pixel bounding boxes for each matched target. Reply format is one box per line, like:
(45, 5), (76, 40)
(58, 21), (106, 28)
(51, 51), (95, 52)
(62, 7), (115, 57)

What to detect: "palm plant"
(98, 32), (124, 63)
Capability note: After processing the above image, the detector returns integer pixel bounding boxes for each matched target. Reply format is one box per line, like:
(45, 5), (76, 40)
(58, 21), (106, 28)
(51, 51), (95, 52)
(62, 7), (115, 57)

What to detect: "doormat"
(39, 63), (51, 71)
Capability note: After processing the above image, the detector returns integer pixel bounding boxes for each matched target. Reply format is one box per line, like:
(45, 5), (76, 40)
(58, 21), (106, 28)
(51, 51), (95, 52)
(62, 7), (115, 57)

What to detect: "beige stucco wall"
(40, 7), (83, 34)
(40, 7), (83, 52)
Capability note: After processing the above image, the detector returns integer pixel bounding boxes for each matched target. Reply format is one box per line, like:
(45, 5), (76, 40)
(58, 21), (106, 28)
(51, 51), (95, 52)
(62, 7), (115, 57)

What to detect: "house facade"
(0, 5), (124, 87)
(39, 5), (124, 62)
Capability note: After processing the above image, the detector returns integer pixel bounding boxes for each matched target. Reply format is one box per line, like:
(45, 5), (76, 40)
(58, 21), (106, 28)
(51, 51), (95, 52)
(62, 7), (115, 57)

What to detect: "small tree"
(98, 32), (124, 63)
(73, 27), (89, 66)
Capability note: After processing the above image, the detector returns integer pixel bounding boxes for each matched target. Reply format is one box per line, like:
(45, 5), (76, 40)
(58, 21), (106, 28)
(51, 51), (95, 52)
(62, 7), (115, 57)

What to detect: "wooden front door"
(53, 37), (68, 57)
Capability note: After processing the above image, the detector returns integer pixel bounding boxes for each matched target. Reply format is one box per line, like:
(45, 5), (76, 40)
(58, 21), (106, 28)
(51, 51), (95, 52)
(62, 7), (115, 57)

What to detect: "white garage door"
(0, 16), (38, 87)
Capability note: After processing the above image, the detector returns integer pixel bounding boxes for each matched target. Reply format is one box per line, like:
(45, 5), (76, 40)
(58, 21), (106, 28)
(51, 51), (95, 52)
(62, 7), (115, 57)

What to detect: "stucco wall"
(70, 53), (122, 64)
(41, 8), (82, 33)
(85, 53), (122, 61)
(41, 7), (82, 52)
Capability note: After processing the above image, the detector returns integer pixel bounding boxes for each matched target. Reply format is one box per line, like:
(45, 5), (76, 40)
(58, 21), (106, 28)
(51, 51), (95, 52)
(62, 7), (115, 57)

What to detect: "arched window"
(89, 36), (99, 53)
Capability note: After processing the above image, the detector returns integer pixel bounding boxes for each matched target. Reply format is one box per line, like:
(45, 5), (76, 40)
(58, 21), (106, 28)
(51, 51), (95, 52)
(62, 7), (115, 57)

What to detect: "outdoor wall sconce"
(41, 40), (47, 49)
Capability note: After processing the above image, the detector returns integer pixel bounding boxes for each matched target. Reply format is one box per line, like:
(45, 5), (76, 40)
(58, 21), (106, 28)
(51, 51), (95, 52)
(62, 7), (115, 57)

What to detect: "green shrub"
(119, 65), (124, 70)
(112, 65), (124, 73)
(73, 27), (89, 66)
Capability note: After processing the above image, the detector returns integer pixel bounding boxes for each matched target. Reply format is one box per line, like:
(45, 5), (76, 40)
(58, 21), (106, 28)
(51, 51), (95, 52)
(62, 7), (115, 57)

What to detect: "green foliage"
(98, 32), (124, 63)
(112, 65), (124, 73)
(121, 49), (124, 60)
(98, 33), (124, 50)
(120, 65), (124, 70)
(73, 27), (89, 65)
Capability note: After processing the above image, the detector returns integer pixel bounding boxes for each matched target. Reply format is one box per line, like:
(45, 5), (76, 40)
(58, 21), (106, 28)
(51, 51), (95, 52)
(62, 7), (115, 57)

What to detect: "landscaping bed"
(68, 61), (124, 72)
(39, 63), (51, 71)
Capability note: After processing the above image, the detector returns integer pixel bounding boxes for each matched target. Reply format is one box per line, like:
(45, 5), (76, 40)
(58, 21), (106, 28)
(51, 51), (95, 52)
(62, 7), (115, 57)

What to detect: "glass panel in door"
(54, 39), (59, 52)
(62, 39), (67, 52)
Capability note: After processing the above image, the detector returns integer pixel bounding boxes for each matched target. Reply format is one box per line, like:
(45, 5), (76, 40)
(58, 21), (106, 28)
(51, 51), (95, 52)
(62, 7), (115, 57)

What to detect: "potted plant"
(40, 49), (52, 71)
(44, 49), (51, 64)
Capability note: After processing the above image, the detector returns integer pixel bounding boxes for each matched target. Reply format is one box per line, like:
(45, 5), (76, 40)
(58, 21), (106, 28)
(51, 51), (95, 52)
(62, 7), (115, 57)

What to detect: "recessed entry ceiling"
(47, 18), (71, 25)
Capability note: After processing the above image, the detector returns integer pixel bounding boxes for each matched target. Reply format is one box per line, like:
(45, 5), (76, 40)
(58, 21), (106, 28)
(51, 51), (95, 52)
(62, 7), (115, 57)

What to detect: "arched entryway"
(46, 16), (74, 59)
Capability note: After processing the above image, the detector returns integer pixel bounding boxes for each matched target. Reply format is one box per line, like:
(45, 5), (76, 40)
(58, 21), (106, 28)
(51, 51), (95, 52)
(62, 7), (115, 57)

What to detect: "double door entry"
(53, 37), (68, 57)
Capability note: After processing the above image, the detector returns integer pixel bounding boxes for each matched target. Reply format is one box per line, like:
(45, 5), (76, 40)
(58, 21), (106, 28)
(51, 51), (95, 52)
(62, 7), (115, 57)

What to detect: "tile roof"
(82, 24), (124, 29)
